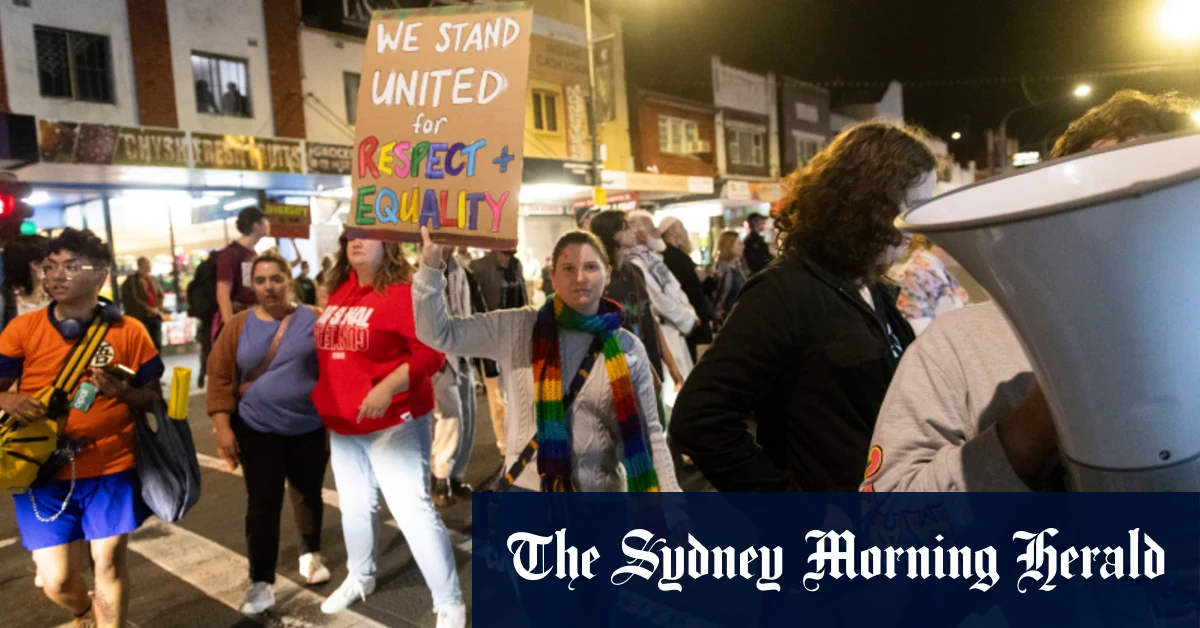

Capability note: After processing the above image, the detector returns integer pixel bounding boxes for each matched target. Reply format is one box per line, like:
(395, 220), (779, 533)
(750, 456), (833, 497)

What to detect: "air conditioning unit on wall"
(689, 140), (713, 154)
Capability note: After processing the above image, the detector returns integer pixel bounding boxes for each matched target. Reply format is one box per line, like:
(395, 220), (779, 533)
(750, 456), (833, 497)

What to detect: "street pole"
(584, 0), (603, 189)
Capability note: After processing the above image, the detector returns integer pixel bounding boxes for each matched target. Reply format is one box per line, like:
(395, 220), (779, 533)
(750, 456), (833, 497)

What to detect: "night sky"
(600, 0), (1200, 165)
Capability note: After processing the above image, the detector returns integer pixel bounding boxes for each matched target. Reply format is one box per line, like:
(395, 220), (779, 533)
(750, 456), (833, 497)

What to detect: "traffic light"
(0, 179), (35, 243)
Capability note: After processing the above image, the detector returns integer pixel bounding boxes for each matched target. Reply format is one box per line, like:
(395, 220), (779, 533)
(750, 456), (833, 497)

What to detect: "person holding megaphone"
(862, 90), (1200, 493)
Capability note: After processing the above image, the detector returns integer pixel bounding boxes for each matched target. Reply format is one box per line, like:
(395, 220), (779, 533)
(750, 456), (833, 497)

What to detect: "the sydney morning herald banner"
(472, 493), (1199, 627)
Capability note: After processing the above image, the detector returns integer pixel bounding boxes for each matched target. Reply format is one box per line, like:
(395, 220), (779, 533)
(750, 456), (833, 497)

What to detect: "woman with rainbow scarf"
(413, 226), (680, 493)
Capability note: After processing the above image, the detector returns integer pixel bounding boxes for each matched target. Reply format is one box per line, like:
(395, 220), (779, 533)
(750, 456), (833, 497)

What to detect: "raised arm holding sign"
(348, 3), (533, 250)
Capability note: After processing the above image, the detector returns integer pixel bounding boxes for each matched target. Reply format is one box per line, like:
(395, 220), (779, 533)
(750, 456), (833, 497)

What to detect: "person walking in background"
(426, 247), (477, 508)
(121, 257), (165, 350)
(589, 210), (685, 394)
(312, 236), (464, 626)
(626, 211), (696, 406)
(314, 255), (335, 308)
(216, 208), (270, 338)
(188, 250), (220, 388)
(742, 212), (773, 276)
(710, 231), (748, 332)
(293, 260), (318, 306)
(415, 227), (680, 493)
(658, 217), (712, 361)
(539, 257), (553, 298)
(205, 251), (330, 615)
(670, 121), (933, 492)
(1, 234), (49, 329)
(889, 235), (970, 335)
(469, 248), (525, 458)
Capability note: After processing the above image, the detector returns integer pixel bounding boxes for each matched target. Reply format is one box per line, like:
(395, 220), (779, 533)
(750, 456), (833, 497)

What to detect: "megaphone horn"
(897, 131), (1200, 492)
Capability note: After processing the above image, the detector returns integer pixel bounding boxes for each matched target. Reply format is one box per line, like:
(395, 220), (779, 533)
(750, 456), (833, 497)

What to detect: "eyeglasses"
(39, 262), (99, 277)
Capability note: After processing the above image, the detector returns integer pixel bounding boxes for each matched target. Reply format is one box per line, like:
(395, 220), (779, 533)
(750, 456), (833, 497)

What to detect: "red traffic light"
(0, 180), (33, 222)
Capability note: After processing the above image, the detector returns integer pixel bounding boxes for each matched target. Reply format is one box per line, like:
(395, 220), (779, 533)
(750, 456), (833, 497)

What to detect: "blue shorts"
(12, 469), (150, 551)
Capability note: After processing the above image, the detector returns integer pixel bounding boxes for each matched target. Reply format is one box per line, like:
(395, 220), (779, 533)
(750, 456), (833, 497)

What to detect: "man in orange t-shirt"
(0, 228), (163, 628)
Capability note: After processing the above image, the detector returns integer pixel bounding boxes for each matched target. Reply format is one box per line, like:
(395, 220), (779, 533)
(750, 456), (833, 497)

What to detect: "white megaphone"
(897, 131), (1200, 491)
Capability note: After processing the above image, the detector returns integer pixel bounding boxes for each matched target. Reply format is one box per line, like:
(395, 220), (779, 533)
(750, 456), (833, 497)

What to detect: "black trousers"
(197, 321), (212, 385)
(140, 315), (163, 351)
(231, 415), (328, 584)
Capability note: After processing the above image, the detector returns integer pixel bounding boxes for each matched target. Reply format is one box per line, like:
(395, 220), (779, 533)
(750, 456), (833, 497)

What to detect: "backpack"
(186, 257), (218, 321)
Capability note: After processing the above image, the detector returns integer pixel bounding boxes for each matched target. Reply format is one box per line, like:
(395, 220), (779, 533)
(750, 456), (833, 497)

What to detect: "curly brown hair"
(773, 121), (936, 282)
(325, 234), (415, 295)
(1050, 90), (1199, 158)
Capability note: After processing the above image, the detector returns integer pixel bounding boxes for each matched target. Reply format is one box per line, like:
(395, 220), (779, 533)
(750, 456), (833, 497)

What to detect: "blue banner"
(472, 492), (1199, 627)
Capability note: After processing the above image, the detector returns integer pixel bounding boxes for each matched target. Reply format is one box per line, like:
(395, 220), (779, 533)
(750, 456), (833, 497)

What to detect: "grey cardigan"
(413, 265), (681, 492)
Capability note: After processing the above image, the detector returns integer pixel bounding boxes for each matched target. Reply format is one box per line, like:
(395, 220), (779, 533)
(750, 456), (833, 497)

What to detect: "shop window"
(658, 115), (701, 155)
(34, 26), (114, 103)
(532, 90), (559, 133)
(192, 52), (251, 117)
(344, 72), (361, 125)
(729, 129), (766, 167)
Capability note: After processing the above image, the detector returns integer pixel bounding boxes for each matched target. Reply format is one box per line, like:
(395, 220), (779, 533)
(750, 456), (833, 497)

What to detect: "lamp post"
(997, 84), (1092, 172)
(584, 0), (604, 189)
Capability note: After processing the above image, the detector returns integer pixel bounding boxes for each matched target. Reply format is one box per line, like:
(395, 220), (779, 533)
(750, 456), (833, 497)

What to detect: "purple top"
(237, 306), (323, 435)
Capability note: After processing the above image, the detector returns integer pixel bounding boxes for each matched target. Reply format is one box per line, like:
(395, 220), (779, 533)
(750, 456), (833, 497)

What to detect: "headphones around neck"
(50, 298), (123, 340)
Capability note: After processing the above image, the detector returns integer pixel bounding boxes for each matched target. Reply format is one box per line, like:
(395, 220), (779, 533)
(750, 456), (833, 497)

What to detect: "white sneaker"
(436, 603), (467, 628)
(299, 552), (331, 585)
(321, 576), (376, 614)
(240, 582), (275, 614)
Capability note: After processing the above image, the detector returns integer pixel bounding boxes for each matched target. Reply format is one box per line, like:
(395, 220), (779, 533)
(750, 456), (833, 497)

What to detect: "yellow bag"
(0, 387), (63, 492)
(0, 314), (111, 493)
(168, 367), (191, 420)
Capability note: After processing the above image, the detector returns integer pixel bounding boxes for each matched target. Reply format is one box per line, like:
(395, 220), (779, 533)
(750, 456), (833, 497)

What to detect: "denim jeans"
(328, 414), (462, 607)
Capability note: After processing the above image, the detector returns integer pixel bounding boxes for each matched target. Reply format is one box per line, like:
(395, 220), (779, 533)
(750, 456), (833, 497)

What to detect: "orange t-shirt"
(0, 309), (163, 479)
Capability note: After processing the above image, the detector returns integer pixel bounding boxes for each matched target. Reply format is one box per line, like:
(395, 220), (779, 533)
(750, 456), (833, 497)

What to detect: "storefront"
(654, 179), (784, 266)
(16, 119), (353, 352)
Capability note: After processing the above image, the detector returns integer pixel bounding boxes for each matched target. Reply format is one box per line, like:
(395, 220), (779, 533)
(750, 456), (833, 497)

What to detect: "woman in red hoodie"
(310, 236), (464, 628)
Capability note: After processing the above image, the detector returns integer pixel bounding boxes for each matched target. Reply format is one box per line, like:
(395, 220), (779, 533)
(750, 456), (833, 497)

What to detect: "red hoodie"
(311, 272), (444, 435)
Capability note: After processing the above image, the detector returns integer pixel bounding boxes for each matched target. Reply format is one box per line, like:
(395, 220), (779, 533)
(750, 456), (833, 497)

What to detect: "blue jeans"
(328, 414), (462, 607)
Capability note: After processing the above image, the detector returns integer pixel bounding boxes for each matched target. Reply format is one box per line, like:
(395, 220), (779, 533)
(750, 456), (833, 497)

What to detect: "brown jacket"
(122, 273), (164, 319)
(205, 310), (252, 417)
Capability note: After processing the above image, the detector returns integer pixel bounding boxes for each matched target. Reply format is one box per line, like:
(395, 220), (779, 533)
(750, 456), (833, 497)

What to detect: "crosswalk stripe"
(194, 453), (473, 553)
(125, 521), (388, 628)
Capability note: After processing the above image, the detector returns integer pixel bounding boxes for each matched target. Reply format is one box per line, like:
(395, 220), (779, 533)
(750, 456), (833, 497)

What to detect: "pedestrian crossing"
(52, 521), (386, 628)
(192, 452), (475, 553)
(3, 452), (478, 628)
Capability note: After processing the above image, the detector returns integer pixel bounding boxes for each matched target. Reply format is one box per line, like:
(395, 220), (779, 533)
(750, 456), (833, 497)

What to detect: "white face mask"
(648, 237), (667, 253)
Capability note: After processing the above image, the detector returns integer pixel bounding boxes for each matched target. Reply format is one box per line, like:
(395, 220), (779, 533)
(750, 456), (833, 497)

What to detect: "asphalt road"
(0, 355), (711, 628)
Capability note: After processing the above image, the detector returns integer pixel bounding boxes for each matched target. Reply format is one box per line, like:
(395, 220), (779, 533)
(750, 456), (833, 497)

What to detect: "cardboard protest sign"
(347, 3), (532, 249)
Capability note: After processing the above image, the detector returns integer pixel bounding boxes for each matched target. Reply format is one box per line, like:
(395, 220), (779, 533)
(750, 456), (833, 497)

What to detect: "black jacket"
(669, 254), (915, 492)
(662, 245), (713, 346)
(743, 231), (773, 275)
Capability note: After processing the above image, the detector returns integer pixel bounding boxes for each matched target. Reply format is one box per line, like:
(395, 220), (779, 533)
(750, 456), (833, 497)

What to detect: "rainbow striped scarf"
(531, 294), (660, 492)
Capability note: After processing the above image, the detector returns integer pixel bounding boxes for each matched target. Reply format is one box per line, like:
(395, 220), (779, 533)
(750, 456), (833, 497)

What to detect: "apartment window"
(344, 72), (361, 125)
(531, 90), (559, 132)
(729, 130), (765, 167)
(34, 26), (114, 103)
(192, 52), (251, 117)
(795, 136), (823, 166)
(657, 115), (700, 155)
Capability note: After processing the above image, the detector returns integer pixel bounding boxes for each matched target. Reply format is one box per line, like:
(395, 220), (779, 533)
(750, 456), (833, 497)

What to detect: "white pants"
(328, 416), (462, 608)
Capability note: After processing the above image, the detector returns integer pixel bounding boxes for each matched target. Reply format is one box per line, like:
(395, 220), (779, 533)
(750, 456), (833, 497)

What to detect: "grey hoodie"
(862, 301), (1035, 492)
